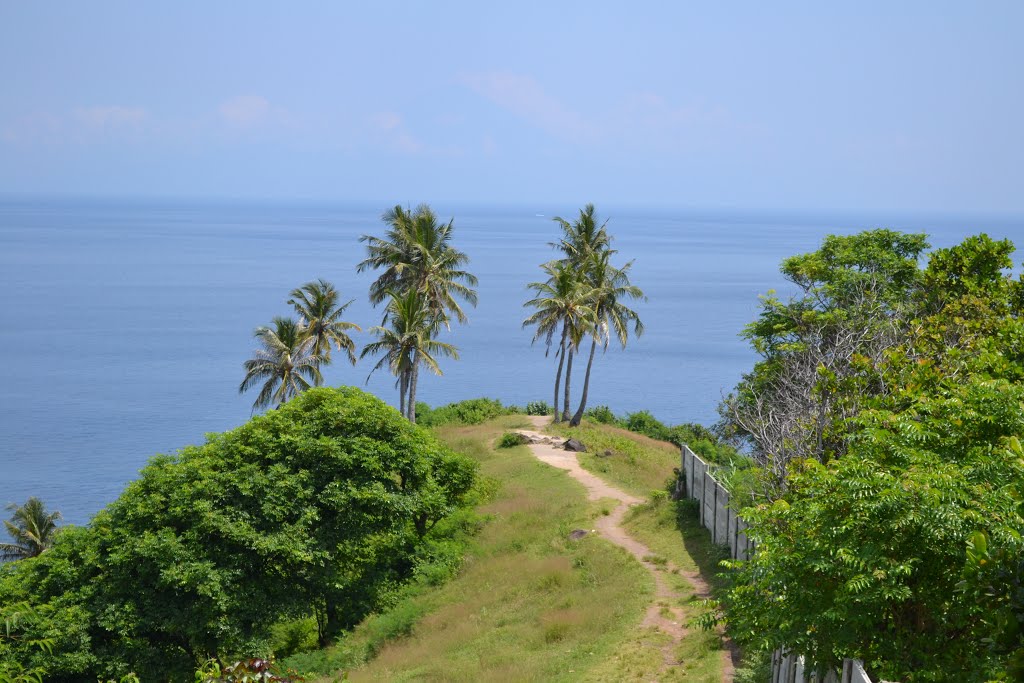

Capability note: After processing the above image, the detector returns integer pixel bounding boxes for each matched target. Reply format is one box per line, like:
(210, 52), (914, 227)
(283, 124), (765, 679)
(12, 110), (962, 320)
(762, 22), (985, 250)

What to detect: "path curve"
(519, 416), (734, 681)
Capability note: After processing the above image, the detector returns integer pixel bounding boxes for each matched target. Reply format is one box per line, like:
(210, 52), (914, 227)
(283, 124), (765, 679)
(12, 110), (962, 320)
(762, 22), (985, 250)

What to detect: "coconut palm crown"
(288, 278), (361, 364)
(1, 497), (62, 561)
(239, 316), (323, 412)
(358, 204), (478, 327)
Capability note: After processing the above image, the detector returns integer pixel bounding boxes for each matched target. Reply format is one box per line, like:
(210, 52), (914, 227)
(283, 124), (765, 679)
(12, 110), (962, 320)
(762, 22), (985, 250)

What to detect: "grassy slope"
(547, 421), (726, 573)
(297, 416), (730, 682)
(550, 420), (732, 680)
(547, 420), (681, 497)
(302, 415), (652, 681)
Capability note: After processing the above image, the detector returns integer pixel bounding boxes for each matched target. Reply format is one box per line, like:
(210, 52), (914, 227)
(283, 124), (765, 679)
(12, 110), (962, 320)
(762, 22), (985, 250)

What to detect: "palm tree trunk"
(569, 336), (598, 426)
(553, 324), (568, 422)
(408, 350), (421, 423)
(399, 369), (409, 419)
(563, 347), (574, 422)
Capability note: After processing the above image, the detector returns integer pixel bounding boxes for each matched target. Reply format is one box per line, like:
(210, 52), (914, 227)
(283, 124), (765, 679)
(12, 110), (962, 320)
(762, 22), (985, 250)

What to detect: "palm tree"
(568, 253), (645, 426)
(1, 498), (61, 561)
(358, 204), (478, 326)
(288, 278), (361, 364)
(359, 205), (476, 421)
(239, 316), (323, 412)
(362, 290), (459, 423)
(523, 261), (596, 422)
(547, 204), (618, 418)
(551, 203), (613, 266)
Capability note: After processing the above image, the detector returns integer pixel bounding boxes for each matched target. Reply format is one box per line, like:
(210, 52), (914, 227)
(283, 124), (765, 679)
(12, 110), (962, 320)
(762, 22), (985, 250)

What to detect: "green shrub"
(666, 422), (716, 447)
(415, 398), (514, 427)
(497, 432), (529, 448)
(623, 410), (670, 441)
(525, 400), (550, 416)
(270, 617), (319, 659)
(585, 405), (619, 425)
(0, 387), (478, 681)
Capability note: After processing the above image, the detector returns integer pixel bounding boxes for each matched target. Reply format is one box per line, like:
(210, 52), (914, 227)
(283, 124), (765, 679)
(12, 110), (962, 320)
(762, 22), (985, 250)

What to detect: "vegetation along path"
(521, 416), (733, 681)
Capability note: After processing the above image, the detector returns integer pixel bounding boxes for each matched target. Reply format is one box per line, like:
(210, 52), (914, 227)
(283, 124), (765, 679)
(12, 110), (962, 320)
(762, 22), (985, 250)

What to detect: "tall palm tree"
(239, 316), (323, 412)
(358, 204), (478, 326)
(568, 253), (645, 426)
(523, 261), (595, 423)
(359, 205), (476, 421)
(1, 498), (61, 561)
(547, 204), (618, 418)
(288, 278), (361, 364)
(362, 290), (459, 423)
(551, 203), (613, 266)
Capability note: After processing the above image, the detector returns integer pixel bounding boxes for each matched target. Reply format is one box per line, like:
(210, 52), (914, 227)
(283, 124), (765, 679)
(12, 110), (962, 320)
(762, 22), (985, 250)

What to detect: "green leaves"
(0, 388), (477, 681)
(717, 230), (1024, 680)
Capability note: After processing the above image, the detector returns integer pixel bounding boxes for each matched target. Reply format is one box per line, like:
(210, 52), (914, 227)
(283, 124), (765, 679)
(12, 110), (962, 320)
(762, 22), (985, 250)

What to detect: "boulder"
(568, 529), (588, 541)
(563, 438), (587, 452)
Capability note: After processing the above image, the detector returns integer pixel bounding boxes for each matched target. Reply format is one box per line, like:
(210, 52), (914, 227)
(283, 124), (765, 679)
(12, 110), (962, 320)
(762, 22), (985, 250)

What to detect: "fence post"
(711, 472), (718, 543)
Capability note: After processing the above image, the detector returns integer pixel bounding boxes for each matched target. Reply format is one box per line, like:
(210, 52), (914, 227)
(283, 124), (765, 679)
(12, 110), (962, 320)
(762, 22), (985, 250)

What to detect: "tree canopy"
(0, 387), (477, 682)
(714, 230), (1024, 680)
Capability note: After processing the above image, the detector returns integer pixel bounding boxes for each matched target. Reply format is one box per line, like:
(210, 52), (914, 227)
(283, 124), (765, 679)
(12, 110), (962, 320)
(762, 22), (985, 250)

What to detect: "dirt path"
(520, 416), (733, 681)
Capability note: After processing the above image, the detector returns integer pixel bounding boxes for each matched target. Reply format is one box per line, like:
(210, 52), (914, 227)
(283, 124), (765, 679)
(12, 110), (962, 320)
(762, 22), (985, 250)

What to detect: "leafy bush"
(270, 618), (318, 659)
(525, 400), (550, 416)
(585, 405), (619, 425)
(623, 410), (671, 441)
(496, 432), (529, 448)
(415, 398), (516, 427)
(0, 388), (478, 681)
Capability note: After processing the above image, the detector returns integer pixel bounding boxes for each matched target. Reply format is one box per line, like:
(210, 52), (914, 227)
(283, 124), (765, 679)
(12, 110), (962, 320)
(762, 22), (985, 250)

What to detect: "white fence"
(678, 445), (878, 683)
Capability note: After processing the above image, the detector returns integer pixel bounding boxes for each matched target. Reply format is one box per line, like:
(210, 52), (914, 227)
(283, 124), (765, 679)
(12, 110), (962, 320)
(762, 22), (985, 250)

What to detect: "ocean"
(1, 197), (1019, 525)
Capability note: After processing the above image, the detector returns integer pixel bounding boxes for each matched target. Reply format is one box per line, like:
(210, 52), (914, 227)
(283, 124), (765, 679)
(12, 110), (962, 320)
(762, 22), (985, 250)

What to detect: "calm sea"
(1, 197), (1020, 524)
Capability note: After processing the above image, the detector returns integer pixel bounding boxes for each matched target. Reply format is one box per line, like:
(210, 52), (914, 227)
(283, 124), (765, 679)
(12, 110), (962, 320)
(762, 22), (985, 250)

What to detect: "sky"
(1, 2), (1022, 213)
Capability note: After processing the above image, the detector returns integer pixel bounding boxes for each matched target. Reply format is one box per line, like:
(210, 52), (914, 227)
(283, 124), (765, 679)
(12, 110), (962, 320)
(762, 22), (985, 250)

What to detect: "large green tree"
(0, 499), (61, 562)
(0, 388), (477, 681)
(718, 229), (931, 491)
(239, 316), (322, 412)
(713, 231), (1024, 680)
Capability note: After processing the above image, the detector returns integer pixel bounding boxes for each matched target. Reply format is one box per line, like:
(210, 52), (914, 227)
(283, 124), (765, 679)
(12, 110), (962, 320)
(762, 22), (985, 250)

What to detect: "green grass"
(623, 496), (730, 585)
(290, 415), (653, 681)
(286, 415), (734, 682)
(547, 420), (681, 497)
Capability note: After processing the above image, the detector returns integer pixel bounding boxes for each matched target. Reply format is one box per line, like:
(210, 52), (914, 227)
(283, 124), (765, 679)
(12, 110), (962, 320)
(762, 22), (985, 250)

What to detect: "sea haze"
(0, 197), (1020, 524)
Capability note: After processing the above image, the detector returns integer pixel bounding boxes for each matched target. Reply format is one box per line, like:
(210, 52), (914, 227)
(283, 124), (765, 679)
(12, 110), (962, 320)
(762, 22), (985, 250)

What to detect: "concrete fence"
(678, 445), (879, 683)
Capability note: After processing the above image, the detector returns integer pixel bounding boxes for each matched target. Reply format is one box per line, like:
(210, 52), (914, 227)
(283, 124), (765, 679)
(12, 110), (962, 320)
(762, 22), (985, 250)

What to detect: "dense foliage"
(0, 388), (477, 682)
(713, 231), (1024, 680)
(413, 397), (518, 428)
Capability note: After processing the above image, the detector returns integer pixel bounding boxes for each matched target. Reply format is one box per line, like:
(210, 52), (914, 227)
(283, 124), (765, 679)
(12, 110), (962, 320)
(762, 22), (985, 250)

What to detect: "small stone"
(568, 529), (588, 541)
(563, 438), (587, 452)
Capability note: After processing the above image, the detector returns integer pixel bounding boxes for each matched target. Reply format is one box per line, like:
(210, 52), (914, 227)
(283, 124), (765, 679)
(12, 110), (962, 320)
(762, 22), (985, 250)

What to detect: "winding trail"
(520, 416), (734, 681)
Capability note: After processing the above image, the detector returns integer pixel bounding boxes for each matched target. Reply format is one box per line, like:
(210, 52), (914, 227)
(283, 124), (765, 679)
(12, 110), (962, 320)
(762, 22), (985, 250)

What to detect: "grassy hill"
(285, 415), (732, 682)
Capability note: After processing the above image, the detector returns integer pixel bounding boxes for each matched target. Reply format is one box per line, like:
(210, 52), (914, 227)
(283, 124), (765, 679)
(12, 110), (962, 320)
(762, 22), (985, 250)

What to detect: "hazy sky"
(2, 3), (1021, 212)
